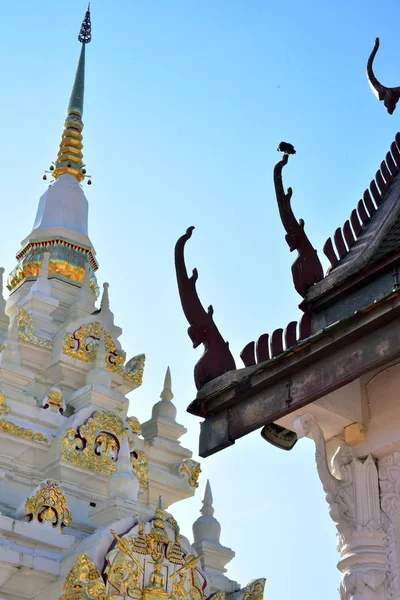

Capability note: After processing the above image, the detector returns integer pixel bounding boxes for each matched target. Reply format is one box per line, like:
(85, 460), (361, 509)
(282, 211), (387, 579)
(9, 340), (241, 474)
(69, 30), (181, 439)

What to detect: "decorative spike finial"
(52, 7), (92, 182)
(78, 5), (92, 44)
(160, 366), (174, 401)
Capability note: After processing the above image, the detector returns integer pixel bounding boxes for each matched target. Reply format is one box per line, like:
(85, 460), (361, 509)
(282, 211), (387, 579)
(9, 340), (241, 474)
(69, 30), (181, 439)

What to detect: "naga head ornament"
(367, 37), (400, 115)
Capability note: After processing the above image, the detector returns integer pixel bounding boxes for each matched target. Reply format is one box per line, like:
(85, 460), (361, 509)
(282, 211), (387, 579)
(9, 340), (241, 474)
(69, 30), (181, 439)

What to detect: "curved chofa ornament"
(175, 227), (236, 390)
(367, 38), (400, 115)
(274, 152), (323, 297)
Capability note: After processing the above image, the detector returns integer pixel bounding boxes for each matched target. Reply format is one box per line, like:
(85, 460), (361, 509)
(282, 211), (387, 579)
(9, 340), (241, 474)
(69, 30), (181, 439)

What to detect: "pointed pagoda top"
(200, 479), (214, 517)
(52, 5), (92, 182)
(150, 367), (177, 421)
(192, 479), (221, 543)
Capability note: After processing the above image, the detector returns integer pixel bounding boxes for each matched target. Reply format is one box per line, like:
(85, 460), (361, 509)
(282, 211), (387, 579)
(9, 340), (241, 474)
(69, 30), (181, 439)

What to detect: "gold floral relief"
(179, 460), (201, 489)
(61, 410), (148, 487)
(0, 418), (48, 443)
(59, 554), (106, 600)
(61, 410), (126, 476)
(17, 309), (54, 349)
(62, 322), (144, 385)
(62, 321), (102, 363)
(62, 322), (127, 374)
(25, 479), (72, 531)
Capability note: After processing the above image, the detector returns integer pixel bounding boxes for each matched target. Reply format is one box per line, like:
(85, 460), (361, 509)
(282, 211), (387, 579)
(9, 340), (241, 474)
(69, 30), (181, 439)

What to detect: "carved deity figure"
(123, 557), (142, 594)
(171, 572), (187, 600)
(150, 557), (165, 589)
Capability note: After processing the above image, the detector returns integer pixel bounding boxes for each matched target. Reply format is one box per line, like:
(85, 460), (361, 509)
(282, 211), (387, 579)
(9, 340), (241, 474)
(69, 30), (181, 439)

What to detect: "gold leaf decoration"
(131, 449), (149, 489)
(179, 459), (201, 489)
(127, 416), (141, 435)
(18, 309), (53, 349)
(103, 506), (207, 600)
(123, 353), (146, 386)
(62, 322), (103, 363)
(62, 322), (143, 383)
(44, 388), (64, 413)
(59, 554), (106, 600)
(25, 479), (72, 531)
(61, 411), (126, 476)
(0, 418), (47, 443)
(0, 392), (10, 416)
(61, 410), (147, 488)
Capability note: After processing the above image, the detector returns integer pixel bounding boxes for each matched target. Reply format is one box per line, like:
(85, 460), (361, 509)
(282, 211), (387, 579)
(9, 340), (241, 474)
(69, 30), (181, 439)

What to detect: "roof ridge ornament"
(174, 227), (236, 391)
(367, 38), (400, 115)
(274, 147), (323, 297)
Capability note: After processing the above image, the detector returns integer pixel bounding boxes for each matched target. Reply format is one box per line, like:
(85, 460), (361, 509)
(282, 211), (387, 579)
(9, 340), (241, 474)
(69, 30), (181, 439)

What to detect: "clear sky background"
(1, 1), (399, 597)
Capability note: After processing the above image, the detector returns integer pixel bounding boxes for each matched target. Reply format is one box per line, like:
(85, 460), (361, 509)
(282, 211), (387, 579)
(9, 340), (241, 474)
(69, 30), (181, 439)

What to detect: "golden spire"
(52, 5), (91, 182)
(149, 496), (169, 543)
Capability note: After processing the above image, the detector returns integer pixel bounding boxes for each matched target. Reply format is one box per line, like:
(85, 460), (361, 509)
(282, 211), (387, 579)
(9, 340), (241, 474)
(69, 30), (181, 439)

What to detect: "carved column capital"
(294, 413), (386, 600)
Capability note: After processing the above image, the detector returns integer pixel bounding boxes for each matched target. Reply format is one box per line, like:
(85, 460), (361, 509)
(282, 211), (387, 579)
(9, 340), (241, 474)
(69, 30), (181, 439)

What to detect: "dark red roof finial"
(367, 38), (400, 115)
(274, 149), (323, 297)
(174, 227), (236, 390)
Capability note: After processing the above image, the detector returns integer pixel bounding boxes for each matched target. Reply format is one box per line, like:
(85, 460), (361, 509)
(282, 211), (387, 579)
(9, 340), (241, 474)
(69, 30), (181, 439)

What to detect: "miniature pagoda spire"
(52, 5), (91, 182)
(192, 480), (237, 593)
(141, 367), (189, 444)
(151, 366), (177, 420)
(160, 366), (173, 401)
(192, 480), (220, 542)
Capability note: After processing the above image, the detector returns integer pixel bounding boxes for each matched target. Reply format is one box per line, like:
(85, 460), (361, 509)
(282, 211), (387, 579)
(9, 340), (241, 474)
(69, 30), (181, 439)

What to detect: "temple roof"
(306, 132), (400, 302)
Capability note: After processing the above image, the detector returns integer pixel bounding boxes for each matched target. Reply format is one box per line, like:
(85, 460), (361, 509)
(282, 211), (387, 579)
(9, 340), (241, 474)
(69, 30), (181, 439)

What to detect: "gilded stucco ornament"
(241, 580), (266, 600)
(62, 322), (145, 385)
(18, 309), (53, 349)
(100, 505), (206, 600)
(127, 416), (141, 435)
(8, 246), (99, 297)
(131, 449), (149, 489)
(123, 353), (146, 386)
(61, 410), (148, 486)
(61, 410), (126, 475)
(0, 418), (48, 443)
(179, 459), (201, 488)
(0, 392), (10, 415)
(59, 554), (106, 600)
(43, 387), (65, 413)
(25, 479), (72, 531)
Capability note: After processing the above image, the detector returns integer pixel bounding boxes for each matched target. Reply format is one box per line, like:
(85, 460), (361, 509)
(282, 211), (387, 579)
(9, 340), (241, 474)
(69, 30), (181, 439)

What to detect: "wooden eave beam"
(196, 292), (400, 457)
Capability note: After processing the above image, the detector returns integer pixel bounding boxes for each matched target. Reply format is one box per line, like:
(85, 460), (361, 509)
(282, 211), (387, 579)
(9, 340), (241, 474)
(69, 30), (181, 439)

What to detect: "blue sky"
(1, 0), (399, 597)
